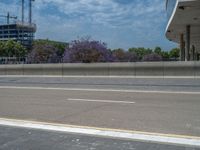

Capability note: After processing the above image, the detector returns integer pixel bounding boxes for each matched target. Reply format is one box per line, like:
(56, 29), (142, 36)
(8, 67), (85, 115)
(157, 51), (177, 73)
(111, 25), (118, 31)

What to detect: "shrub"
(142, 53), (162, 61)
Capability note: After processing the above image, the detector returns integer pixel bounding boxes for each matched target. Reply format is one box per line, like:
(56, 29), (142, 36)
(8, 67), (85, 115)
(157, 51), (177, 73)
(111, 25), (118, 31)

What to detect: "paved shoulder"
(0, 125), (199, 150)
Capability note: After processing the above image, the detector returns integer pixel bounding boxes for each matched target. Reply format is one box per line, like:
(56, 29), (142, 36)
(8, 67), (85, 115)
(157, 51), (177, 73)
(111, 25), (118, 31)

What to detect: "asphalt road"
(0, 76), (200, 92)
(0, 125), (199, 150)
(0, 77), (200, 136)
(0, 76), (200, 149)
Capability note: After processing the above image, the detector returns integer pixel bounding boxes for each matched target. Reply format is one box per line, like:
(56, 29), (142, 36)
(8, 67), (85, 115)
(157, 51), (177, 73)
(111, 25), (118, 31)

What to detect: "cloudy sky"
(0, 0), (176, 50)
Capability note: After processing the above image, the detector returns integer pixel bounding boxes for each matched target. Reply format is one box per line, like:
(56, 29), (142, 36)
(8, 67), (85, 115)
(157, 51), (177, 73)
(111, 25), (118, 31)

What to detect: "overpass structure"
(166, 0), (200, 61)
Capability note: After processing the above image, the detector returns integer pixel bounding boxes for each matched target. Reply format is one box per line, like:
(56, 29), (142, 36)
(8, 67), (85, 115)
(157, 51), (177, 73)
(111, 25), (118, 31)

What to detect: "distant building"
(0, 22), (36, 49)
(0, 0), (36, 49)
(166, 0), (200, 61)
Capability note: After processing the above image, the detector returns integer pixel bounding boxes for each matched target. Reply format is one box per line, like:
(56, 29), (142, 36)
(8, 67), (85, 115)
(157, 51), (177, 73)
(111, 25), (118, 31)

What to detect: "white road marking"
(0, 75), (200, 79)
(67, 98), (135, 104)
(0, 118), (199, 147)
(0, 86), (200, 94)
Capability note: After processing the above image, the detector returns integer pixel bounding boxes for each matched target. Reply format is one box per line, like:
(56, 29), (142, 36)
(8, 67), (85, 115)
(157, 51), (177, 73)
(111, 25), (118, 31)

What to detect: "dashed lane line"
(67, 98), (135, 104)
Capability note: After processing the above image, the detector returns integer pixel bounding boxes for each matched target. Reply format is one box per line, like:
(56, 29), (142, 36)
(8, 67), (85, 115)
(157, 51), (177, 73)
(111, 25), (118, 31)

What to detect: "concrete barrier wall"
(195, 61), (200, 76)
(0, 62), (199, 77)
(0, 65), (6, 75)
(135, 62), (164, 76)
(163, 61), (195, 76)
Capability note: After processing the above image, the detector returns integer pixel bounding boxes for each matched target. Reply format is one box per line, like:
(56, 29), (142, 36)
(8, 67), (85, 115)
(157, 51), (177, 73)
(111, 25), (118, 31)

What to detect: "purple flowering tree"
(63, 38), (113, 63)
(27, 42), (60, 63)
(125, 52), (138, 62)
(142, 53), (162, 62)
(111, 49), (138, 62)
(111, 49), (126, 62)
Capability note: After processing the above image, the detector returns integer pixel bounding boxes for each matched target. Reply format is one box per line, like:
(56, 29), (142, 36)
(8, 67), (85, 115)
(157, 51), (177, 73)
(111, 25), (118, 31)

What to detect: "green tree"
(128, 47), (152, 60)
(33, 39), (68, 57)
(0, 41), (5, 56)
(154, 47), (162, 55)
(14, 41), (27, 57)
(161, 51), (170, 60)
(169, 48), (180, 60)
(0, 40), (27, 57)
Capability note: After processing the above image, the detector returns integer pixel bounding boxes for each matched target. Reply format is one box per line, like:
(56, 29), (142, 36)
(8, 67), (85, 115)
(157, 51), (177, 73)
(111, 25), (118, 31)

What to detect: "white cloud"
(0, 0), (176, 50)
(34, 0), (165, 28)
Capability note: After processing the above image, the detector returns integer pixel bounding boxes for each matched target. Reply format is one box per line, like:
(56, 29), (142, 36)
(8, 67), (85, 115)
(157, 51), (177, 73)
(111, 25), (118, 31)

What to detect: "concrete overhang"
(166, 0), (200, 49)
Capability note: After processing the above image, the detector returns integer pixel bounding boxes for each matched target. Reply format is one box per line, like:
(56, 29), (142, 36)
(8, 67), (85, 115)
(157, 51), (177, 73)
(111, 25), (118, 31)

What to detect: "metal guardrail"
(0, 57), (26, 64)
(0, 62), (199, 77)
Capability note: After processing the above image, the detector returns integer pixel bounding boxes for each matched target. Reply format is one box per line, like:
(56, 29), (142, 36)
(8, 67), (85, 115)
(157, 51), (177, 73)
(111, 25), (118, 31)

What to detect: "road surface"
(0, 76), (200, 91)
(0, 76), (200, 149)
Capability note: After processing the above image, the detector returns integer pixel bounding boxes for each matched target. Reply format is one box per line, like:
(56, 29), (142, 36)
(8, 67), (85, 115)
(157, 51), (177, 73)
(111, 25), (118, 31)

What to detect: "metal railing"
(0, 57), (63, 65)
(0, 57), (27, 64)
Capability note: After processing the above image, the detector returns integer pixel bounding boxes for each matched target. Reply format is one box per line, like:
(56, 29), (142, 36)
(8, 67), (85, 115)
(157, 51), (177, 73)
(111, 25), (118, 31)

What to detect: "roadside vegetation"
(0, 38), (180, 64)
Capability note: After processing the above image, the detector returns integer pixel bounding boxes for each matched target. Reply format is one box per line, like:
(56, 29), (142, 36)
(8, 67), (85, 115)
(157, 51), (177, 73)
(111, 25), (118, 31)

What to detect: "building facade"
(166, 0), (200, 61)
(0, 0), (36, 49)
(0, 22), (36, 49)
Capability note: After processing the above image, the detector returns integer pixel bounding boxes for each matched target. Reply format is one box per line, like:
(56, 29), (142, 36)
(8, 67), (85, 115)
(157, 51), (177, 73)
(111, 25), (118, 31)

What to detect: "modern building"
(166, 0), (200, 61)
(0, 22), (36, 49)
(0, 0), (36, 49)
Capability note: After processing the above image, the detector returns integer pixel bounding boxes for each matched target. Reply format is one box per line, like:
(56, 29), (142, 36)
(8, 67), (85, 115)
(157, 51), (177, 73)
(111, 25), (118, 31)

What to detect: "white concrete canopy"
(166, 0), (200, 52)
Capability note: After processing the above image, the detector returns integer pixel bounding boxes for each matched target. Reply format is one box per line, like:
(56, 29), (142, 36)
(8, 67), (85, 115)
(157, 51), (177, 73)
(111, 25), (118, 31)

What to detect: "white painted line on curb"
(0, 86), (200, 94)
(68, 98), (135, 104)
(0, 118), (199, 147)
(0, 75), (200, 79)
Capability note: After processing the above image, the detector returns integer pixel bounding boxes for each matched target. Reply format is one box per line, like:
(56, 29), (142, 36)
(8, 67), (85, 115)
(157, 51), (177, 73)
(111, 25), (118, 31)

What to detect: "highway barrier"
(0, 62), (199, 77)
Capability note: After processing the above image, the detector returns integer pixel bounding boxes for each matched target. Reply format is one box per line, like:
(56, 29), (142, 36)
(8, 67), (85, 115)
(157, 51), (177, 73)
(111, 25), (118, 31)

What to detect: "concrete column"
(192, 45), (196, 61)
(180, 34), (185, 61)
(185, 25), (191, 61)
(7, 12), (10, 24)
